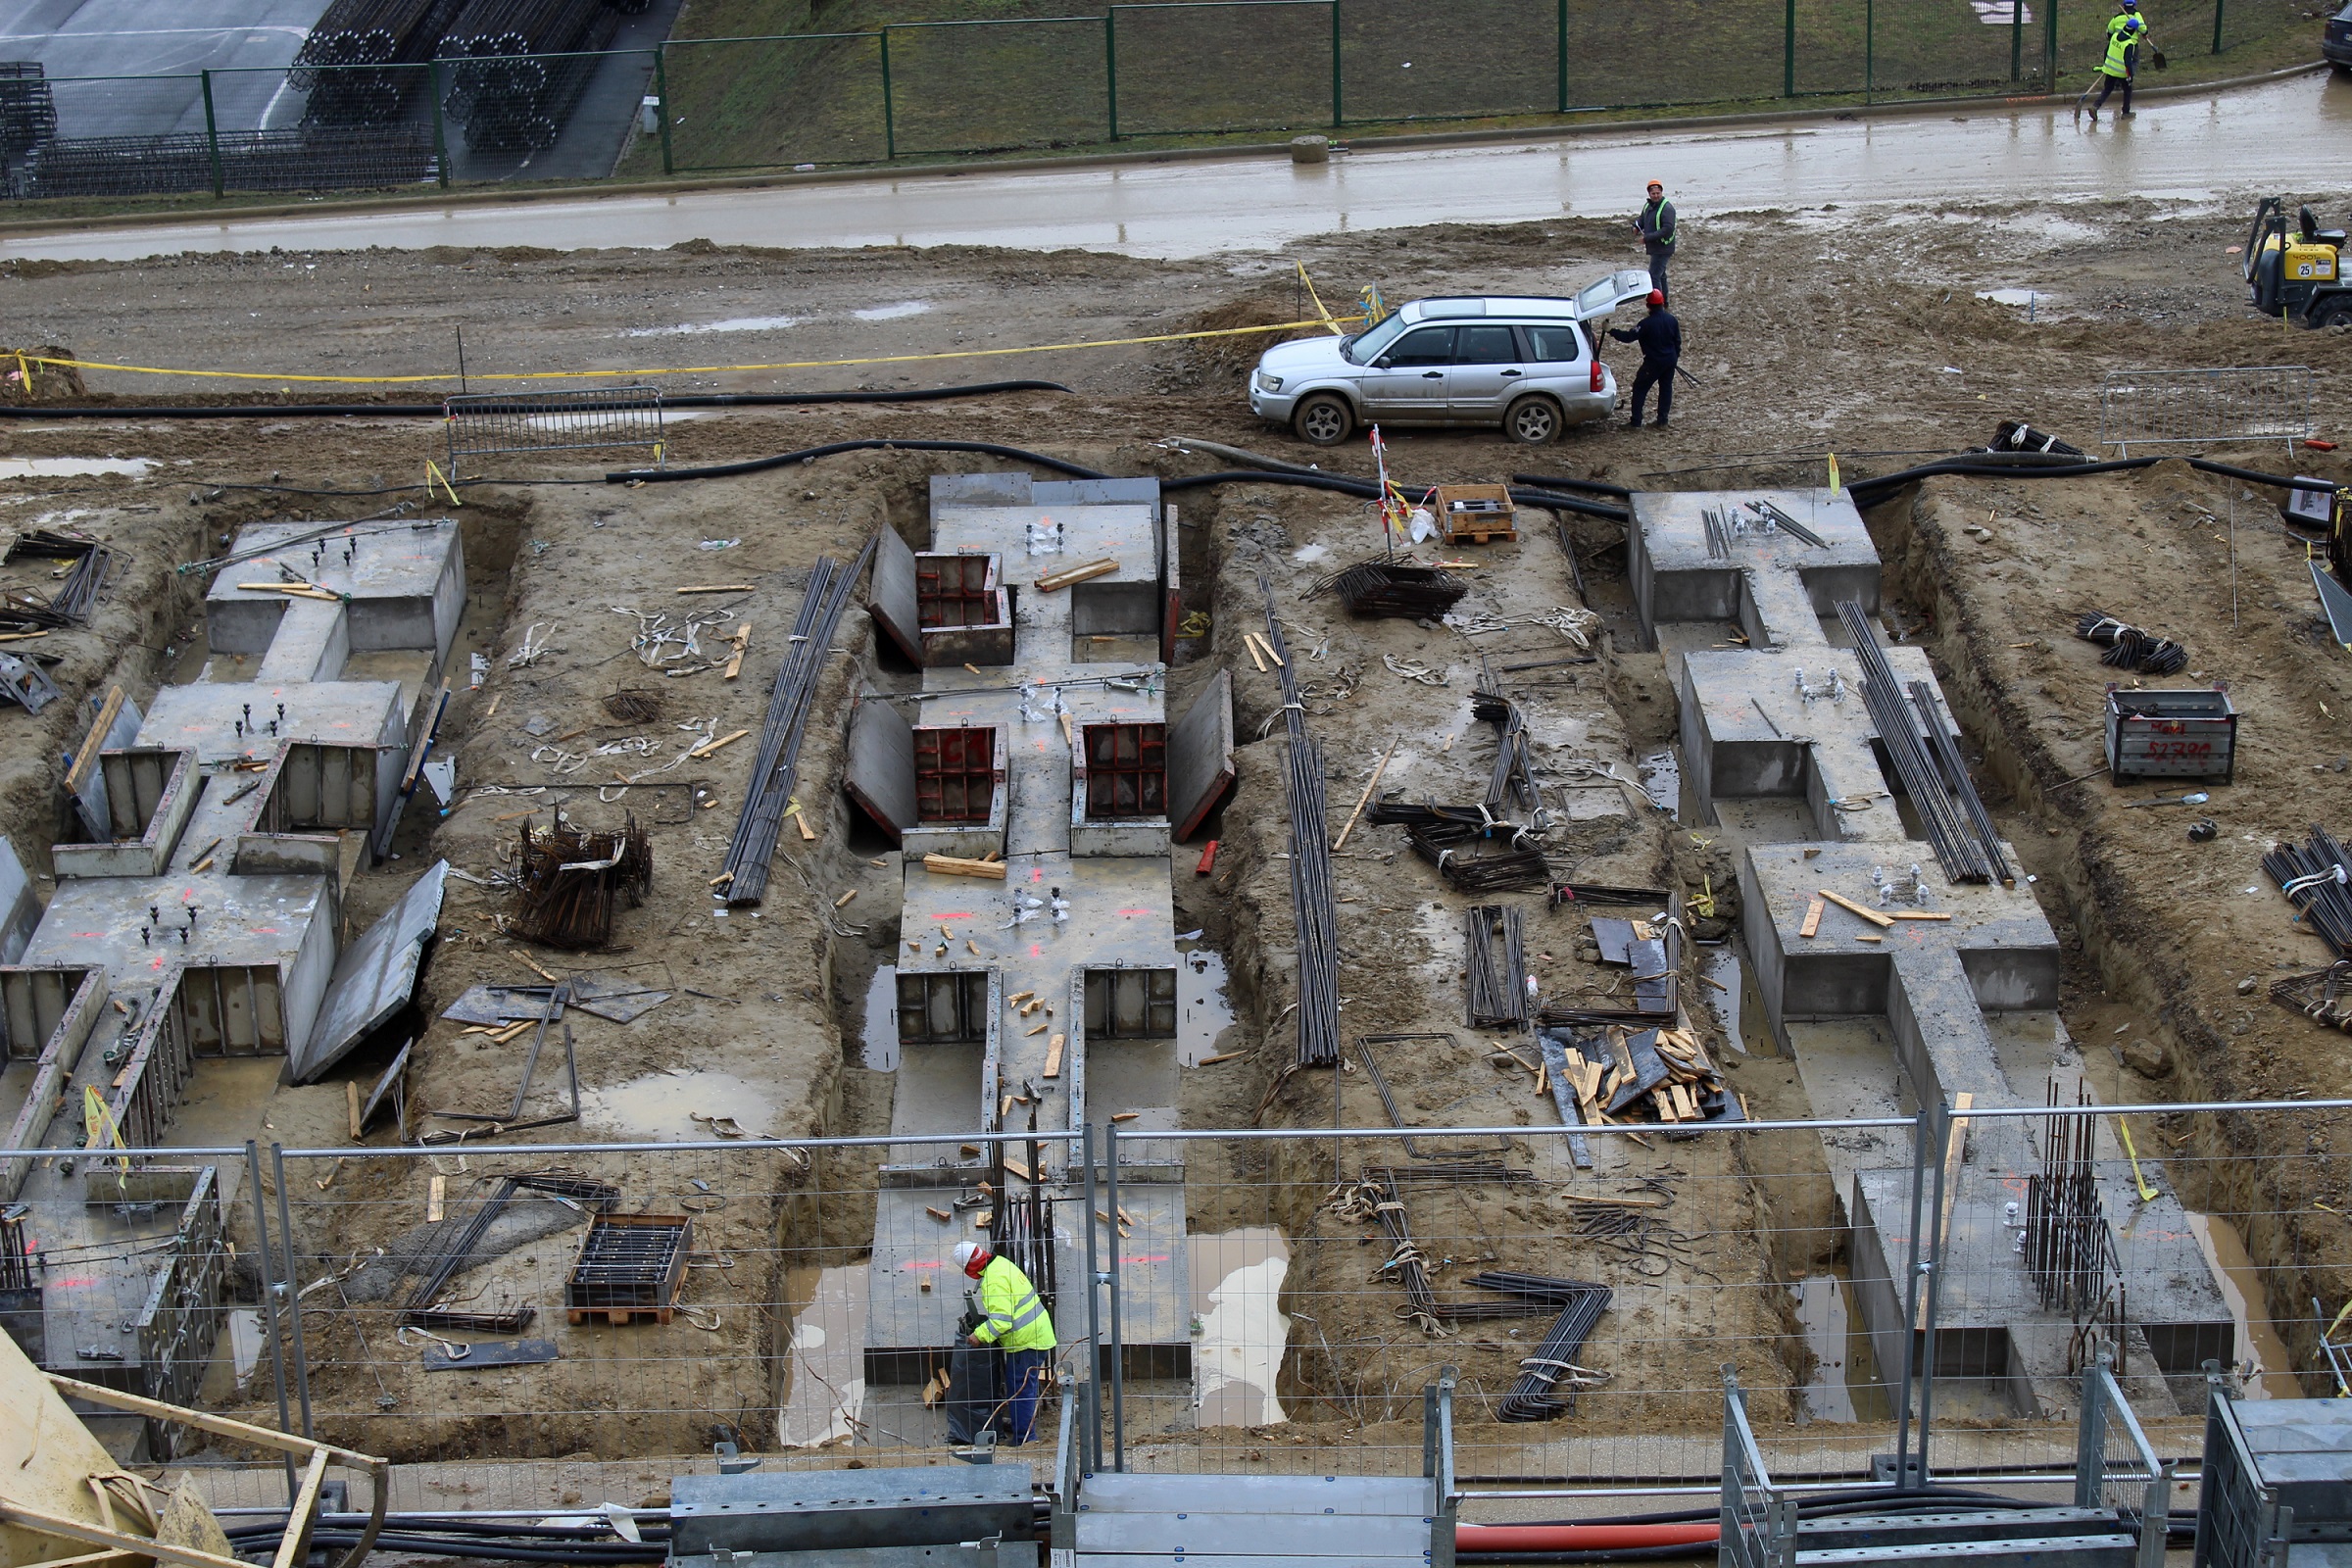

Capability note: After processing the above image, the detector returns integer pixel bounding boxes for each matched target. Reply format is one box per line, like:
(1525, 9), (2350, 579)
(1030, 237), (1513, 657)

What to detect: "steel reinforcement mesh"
(15, 126), (437, 200)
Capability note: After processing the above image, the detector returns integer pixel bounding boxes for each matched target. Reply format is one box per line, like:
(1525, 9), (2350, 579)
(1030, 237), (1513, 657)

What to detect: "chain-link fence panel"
(654, 33), (889, 174)
(1562, 0), (1786, 109)
(884, 18), (1110, 157)
(1109, 1), (1332, 139)
(1335, 0), (1557, 123)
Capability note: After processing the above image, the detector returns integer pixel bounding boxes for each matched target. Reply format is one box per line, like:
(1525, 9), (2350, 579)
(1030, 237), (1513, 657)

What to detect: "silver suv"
(1248, 270), (1654, 447)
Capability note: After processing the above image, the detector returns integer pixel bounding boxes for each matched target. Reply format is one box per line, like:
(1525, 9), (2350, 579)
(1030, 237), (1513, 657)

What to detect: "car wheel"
(1503, 396), (1563, 445)
(2313, 297), (2352, 330)
(1292, 392), (1353, 448)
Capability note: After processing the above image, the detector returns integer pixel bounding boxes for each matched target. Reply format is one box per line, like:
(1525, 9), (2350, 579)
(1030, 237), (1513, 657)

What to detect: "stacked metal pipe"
(1835, 599), (2005, 885)
(437, 0), (625, 153)
(720, 538), (876, 906)
(294, 0), (466, 126)
(0, 63), (56, 162)
(1260, 569), (1342, 1068)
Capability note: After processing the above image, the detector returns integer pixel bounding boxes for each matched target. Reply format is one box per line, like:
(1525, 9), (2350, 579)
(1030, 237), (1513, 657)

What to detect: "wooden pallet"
(1433, 483), (1518, 545)
(566, 1302), (677, 1327)
(563, 1212), (692, 1327)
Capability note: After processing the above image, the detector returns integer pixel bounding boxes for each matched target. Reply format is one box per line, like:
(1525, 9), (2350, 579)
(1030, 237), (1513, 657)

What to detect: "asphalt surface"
(0, 0), (332, 136)
(4, 68), (2347, 262)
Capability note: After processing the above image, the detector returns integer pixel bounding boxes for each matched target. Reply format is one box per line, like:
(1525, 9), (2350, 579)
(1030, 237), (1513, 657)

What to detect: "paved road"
(5, 68), (2348, 262)
(0, 0), (333, 136)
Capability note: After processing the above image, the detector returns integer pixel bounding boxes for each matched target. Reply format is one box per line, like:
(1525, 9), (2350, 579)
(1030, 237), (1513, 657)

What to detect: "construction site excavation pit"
(0, 202), (2349, 1532)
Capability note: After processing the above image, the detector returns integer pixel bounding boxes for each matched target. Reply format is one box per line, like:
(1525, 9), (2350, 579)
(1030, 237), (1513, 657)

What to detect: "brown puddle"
(2184, 1212), (2304, 1398)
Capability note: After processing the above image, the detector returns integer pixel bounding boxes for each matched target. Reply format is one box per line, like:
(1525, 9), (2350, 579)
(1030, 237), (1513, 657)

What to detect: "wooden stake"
(923, 853), (1008, 879)
(1332, 735), (1397, 852)
(1886, 910), (1954, 921)
(1816, 888), (1896, 929)
(1197, 1051), (1243, 1065)
(689, 727), (750, 759)
(426, 1175), (446, 1224)
(346, 1080), (363, 1140)
(1036, 557), (1118, 591)
(1243, 634), (1267, 673)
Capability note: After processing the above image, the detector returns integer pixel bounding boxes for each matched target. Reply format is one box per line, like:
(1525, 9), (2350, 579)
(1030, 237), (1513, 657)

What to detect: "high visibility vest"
(2102, 18), (2140, 75)
(973, 1256), (1055, 1351)
(1642, 198), (1677, 251)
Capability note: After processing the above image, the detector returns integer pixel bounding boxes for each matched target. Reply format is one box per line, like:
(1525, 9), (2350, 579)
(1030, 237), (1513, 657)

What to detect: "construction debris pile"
(510, 814), (651, 949)
(1539, 1024), (1740, 1129)
(1324, 559), (1470, 619)
(3, 528), (112, 629)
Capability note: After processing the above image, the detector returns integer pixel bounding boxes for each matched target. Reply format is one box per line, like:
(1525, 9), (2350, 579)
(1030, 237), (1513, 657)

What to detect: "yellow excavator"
(2244, 195), (2352, 328)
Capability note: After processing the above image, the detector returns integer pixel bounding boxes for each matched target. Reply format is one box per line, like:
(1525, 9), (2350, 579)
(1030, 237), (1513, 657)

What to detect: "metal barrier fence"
(4, 1099), (2349, 1501)
(444, 385), (665, 470)
(0, 0), (2315, 200)
(2098, 367), (2316, 456)
(2076, 1354), (2172, 1568)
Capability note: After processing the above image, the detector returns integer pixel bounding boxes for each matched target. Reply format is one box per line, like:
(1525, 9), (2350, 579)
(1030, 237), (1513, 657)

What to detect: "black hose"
(225, 1532), (662, 1563)
(1846, 454), (2332, 501)
(609, 437), (1112, 484)
(1460, 1544), (1707, 1565)
(0, 380), (1072, 421)
(1510, 471), (1638, 498)
(1158, 467), (1631, 522)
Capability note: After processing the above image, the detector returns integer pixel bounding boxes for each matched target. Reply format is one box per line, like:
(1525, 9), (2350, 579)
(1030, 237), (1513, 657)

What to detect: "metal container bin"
(2106, 688), (2237, 783)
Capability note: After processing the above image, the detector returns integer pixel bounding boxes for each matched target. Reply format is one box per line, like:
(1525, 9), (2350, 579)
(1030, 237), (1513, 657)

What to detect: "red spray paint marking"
(902, 1259), (945, 1271)
(1118, 908), (1151, 917)
(1117, 1254), (1171, 1265)
(933, 913), (975, 920)
(1031, 944), (1042, 957)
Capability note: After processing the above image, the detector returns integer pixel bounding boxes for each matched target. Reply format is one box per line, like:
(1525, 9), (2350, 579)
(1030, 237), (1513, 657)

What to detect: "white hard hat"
(954, 1242), (984, 1270)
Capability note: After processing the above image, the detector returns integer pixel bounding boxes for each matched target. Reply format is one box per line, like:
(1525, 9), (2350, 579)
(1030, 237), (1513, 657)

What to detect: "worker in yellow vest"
(2081, 2), (2150, 122)
(955, 1241), (1055, 1445)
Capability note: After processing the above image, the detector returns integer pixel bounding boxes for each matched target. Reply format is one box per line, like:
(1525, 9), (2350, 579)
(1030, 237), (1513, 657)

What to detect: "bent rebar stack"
(511, 813), (651, 949)
(1836, 599), (2008, 885)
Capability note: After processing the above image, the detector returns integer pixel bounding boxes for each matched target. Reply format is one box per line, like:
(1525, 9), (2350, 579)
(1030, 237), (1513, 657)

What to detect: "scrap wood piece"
(723, 622), (752, 680)
(688, 727), (750, 759)
(1043, 1033), (1065, 1078)
(922, 853), (1006, 879)
(1036, 557), (1117, 591)
(1332, 735), (1398, 852)
(1817, 888), (1896, 929)
(1886, 910), (1954, 921)
(1799, 898), (1826, 939)
(1560, 1191), (1671, 1209)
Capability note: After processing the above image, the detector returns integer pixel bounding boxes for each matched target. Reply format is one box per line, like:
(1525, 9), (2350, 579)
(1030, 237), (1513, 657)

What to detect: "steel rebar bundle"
(2272, 961), (2352, 1031)
(1330, 1173), (1445, 1334)
(1836, 599), (1999, 884)
(1327, 560), (1469, 619)
(510, 813), (651, 949)
(2024, 1082), (2115, 1321)
(0, 1204), (31, 1291)
(1470, 686), (1540, 816)
(719, 537), (876, 906)
(1906, 679), (2012, 887)
(989, 1190), (1056, 1317)
(1747, 498), (1826, 547)
(1492, 1279), (1612, 1421)
(2075, 611), (2187, 676)
(6, 529), (112, 622)
(1465, 905), (1530, 1028)
(2264, 827), (2352, 957)
(1261, 568), (1342, 1068)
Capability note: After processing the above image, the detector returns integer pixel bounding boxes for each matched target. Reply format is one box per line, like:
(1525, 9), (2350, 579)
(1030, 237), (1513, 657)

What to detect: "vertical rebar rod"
(244, 1141), (299, 1500)
(1104, 1117), (1125, 1471)
(270, 1144), (315, 1439)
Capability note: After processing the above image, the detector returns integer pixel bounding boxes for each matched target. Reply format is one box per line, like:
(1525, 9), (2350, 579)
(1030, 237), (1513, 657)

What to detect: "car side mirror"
(1373, 356), (1394, 369)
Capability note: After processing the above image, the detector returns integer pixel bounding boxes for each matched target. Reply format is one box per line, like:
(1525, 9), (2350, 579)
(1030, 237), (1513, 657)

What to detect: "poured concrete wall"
(0, 838), (38, 964)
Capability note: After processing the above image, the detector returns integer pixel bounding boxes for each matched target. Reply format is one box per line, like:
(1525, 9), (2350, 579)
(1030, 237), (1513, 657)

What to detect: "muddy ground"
(2, 188), (2350, 1467)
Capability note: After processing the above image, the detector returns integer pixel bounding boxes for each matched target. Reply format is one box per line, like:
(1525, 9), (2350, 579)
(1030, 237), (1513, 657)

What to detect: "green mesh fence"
(657, 33), (889, 172)
(1334, 0), (1557, 122)
(1563, 0), (1787, 108)
(1108, 1), (1331, 137)
(883, 16), (1110, 155)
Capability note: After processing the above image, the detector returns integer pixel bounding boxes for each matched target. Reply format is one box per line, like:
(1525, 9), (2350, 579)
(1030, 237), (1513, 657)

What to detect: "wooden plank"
(1817, 888), (1896, 929)
(1561, 1192), (1671, 1209)
(270, 1448), (331, 1568)
(723, 622), (752, 680)
(1886, 910), (1954, 921)
(1919, 1092), (1974, 1328)
(65, 685), (123, 794)
(1036, 558), (1118, 591)
(346, 1080), (363, 1141)
(41, 1373), (384, 1469)
(1241, 633), (1266, 673)
(923, 853), (1007, 879)
(1043, 1033), (1065, 1079)
(1332, 735), (1397, 852)
(427, 1174), (445, 1224)
(688, 727), (750, 759)
(1799, 898), (1826, 939)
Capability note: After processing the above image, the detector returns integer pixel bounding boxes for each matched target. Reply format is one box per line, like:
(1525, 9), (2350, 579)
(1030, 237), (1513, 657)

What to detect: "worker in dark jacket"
(1633, 180), (1678, 303)
(1609, 290), (1681, 430)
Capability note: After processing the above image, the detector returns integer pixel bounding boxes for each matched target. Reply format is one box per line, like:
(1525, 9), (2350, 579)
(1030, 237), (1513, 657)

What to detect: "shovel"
(2121, 791), (2209, 809)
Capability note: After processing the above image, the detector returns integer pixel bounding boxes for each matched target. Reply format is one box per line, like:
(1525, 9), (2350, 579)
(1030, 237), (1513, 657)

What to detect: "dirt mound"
(0, 345), (86, 404)
(1159, 296), (1326, 391)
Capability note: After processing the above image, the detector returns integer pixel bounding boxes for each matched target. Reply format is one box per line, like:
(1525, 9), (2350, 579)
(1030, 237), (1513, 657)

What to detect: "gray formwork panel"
(668, 1466), (1035, 1554)
(847, 696), (918, 844)
(0, 836), (39, 963)
(1166, 668), (1235, 843)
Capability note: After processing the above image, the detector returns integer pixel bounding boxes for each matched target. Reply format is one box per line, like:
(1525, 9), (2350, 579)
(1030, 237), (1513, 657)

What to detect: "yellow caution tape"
(425, 459), (463, 505)
(1827, 453), (1841, 497)
(82, 1084), (130, 1187)
(1294, 261), (1346, 336)
(18, 314), (1365, 389)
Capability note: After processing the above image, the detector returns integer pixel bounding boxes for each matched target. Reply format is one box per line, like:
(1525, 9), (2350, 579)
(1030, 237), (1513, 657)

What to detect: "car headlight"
(1254, 371), (1284, 394)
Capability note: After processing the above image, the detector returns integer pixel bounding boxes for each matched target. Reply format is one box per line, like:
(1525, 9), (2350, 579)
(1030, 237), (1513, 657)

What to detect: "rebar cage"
(443, 384), (664, 471)
(2098, 367), (2315, 457)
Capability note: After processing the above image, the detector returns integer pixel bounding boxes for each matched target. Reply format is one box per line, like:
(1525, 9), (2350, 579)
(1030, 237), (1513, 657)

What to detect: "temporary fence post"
(1104, 1117), (1126, 1471)
(2047, 0), (2061, 82)
(1784, 0), (1796, 97)
(1866, 0), (1874, 102)
(243, 1142), (300, 1501)
(1329, 0), (1343, 127)
(1890, 1108), (1931, 1490)
(1103, 10), (1119, 141)
(1914, 1103), (1955, 1488)
(2074, 1352), (2111, 1508)
(2012, 0), (2024, 80)
(1082, 1122), (1103, 1473)
(880, 28), (897, 159)
(270, 1144), (316, 1440)
(199, 71), (223, 198)
(2212, 0), (2226, 53)
(653, 47), (674, 175)
(1555, 0), (1568, 114)
(429, 60), (451, 188)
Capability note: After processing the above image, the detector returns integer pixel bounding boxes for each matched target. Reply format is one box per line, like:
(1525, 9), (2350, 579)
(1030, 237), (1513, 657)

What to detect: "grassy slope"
(630, 0), (2321, 175)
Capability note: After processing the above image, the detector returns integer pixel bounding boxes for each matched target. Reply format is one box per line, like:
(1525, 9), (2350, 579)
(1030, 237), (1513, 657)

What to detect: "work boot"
(2120, 108), (2135, 117)
(1626, 418), (1643, 428)
(1653, 420), (1671, 429)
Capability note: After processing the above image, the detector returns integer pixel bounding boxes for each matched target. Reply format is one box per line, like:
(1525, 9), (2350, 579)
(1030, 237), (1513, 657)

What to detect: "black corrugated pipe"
(0, 380), (1072, 420)
(1509, 471), (1638, 498)
(1845, 454), (2334, 502)
(603, 440), (1635, 520)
